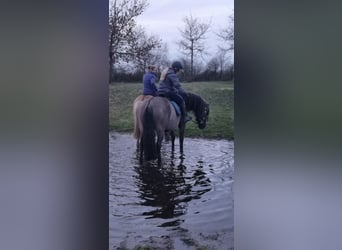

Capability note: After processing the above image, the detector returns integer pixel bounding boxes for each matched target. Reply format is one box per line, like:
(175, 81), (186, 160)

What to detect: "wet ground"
(109, 132), (234, 250)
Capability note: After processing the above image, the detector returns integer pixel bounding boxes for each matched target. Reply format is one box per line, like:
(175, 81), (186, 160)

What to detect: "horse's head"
(197, 102), (209, 129)
(186, 92), (210, 130)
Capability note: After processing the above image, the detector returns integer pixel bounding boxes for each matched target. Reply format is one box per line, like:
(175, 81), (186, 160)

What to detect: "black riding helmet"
(171, 61), (183, 72)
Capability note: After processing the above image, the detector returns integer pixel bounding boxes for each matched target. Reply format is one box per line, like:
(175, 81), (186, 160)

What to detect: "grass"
(109, 81), (234, 140)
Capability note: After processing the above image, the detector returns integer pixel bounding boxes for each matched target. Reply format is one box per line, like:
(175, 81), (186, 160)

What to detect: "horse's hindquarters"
(133, 95), (153, 140)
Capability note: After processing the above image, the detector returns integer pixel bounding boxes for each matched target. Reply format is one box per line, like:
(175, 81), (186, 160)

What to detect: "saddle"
(170, 101), (181, 116)
(158, 94), (181, 116)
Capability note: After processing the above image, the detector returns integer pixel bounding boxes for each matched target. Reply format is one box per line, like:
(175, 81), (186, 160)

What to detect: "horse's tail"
(141, 103), (157, 160)
(133, 95), (154, 140)
(133, 103), (140, 140)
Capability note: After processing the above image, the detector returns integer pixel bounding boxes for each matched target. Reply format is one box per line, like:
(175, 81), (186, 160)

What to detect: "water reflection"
(109, 132), (234, 249)
(133, 154), (211, 225)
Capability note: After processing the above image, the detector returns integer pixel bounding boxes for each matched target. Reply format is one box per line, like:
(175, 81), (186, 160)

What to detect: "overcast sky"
(136, 0), (234, 62)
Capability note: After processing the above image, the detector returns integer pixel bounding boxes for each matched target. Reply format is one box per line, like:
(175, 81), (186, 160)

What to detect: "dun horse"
(133, 93), (209, 163)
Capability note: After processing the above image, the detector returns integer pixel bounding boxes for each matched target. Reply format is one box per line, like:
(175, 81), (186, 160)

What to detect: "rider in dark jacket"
(143, 65), (158, 96)
(157, 61), (192, 123)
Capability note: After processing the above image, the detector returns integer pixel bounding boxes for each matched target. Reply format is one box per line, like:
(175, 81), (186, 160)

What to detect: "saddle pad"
(170, 101), (181, 116)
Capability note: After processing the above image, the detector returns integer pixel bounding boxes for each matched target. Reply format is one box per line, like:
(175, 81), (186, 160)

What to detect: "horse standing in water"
(133, 95), (154, 148)
(133, 93), (209, 163)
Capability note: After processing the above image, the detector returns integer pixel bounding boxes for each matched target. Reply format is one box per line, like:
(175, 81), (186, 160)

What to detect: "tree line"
(109, 0), (234, 83)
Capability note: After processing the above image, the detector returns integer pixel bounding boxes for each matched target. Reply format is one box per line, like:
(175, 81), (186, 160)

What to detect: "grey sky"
(136, 0), (234, 62)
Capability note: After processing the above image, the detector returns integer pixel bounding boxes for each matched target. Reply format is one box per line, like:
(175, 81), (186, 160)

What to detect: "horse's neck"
(187, 93), (200, 112)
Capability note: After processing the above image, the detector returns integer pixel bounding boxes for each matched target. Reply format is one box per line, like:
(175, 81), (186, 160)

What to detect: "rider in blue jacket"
(157, 61), (192, 123)
(143, 65), (158, 96)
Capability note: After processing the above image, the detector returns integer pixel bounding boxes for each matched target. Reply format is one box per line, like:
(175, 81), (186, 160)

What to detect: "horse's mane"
(186, 92), (208, 121)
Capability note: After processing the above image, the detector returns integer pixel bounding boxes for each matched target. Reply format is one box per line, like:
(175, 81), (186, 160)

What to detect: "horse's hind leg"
(164, 130), (170, 141)
(156, 132), (164, 163)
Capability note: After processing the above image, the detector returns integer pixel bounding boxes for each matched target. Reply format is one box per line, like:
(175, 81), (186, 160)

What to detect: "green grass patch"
(109, 81), (234, 139)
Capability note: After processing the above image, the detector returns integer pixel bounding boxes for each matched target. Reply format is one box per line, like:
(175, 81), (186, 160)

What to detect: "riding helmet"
(171, 61), (183, 71)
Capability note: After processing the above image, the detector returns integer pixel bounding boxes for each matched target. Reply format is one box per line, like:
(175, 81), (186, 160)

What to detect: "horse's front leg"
(170, 130), (176, 151)
(178, 124), (185, 154)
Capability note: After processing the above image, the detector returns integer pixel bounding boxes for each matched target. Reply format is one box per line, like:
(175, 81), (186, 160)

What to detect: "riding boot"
(180, 102), (192, 123)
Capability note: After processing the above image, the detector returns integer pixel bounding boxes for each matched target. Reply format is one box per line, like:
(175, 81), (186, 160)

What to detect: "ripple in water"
(109, 132), (234, 250)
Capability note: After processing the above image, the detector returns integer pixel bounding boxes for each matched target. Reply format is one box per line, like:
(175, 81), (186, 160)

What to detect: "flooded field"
(109, 132), (234, 250)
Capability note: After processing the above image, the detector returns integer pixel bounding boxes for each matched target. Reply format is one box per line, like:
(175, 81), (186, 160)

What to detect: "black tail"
(142, 104), (157, 161)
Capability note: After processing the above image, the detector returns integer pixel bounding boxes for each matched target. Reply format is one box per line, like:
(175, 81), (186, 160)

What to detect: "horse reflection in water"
(134, 152), (212, 226)
(133, 93), (209, 164)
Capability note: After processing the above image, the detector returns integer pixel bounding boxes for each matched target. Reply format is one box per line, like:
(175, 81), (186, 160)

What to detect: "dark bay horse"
(133, 93), (209, 163)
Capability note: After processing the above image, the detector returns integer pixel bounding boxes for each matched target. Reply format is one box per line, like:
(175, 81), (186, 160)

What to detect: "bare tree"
(217, 13), (234, 52)
(215, 12), (234, 80)
(207, 57), (220, 73)
(177, 14), (211, 80)
(109, 0), (163, 81)
(147, 43), (170, 72)
(130, 26), (162, 72)
(217, 47), (228, 79)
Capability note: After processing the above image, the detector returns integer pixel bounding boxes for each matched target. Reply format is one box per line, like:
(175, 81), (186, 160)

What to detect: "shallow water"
(109, 132), (234, 250)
